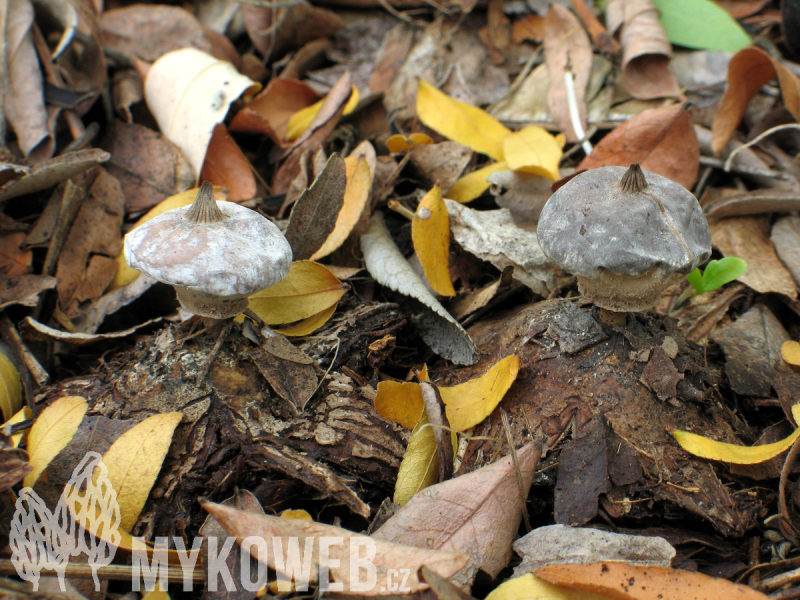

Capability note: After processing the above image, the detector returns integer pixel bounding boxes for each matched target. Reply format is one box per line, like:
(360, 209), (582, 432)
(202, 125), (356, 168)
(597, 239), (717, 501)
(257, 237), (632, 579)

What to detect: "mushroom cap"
(124, 201), (292, 299)
(537, 166), (711, 280)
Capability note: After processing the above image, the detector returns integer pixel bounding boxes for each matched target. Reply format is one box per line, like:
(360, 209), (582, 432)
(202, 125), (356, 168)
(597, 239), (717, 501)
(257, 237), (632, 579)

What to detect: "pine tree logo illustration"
(10, 451), (122, 592)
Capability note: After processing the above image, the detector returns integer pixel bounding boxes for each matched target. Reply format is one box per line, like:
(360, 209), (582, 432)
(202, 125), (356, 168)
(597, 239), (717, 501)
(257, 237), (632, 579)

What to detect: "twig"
(724, 124), (800, 172)
(502, 409), (531, 533)
(0, 559), (204, 583)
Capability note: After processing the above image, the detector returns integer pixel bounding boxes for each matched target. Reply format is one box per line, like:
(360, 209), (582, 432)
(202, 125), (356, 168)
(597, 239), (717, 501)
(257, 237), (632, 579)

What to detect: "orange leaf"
(579, 104), (699, 190)
(712, 46), (800, 155)
(200, 123), (256, 202)
(535, 562), (769, 600)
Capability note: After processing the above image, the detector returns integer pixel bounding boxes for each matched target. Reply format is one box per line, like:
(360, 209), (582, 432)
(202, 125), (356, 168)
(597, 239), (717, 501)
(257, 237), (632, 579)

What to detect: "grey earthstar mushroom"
(124, 182), (293, 320)
(536, 164), (711, 323)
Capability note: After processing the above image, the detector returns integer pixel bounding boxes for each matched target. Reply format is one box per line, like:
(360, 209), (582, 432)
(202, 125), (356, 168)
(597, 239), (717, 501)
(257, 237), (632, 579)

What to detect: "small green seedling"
(676, 256), (747, 307)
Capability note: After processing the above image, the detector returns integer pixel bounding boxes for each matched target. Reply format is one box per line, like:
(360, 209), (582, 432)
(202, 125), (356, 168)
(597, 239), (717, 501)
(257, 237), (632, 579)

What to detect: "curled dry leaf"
(412, 185), (455, 296)
(534, 561), (770, 600)
(487, 573), (610, 600)
(360, 213), (478, 365)
(606, 0), (680, 99)
(144, 47), (260, 179)
(6, 0), (53, 161)
(0, 149), (110, 204)
(543, 3), (592, 143)
(247, 261), (347, 327)
(200, 499), (470, 595)
(24, 396), (88, 487)
(578, 103), (699, 190)
(711, 46), (800, 155)
(375, 443), (540, 587)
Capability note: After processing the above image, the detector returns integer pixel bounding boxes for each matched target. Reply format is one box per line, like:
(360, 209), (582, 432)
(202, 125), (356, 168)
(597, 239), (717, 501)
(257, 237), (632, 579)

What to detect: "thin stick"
(501, 409), (531, 532)
(724, 123), (800, 172)
(564, 68), (592, 156)
(0, 559), (205, 583)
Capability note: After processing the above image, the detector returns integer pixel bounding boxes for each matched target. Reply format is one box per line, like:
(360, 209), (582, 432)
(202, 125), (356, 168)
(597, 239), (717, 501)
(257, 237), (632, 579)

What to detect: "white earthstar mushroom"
(124, 183), (293, 319)
(537, 164), (712, 314)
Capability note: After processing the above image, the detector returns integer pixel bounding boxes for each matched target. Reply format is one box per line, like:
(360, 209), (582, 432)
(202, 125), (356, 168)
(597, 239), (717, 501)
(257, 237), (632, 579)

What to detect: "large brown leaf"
(200, 499), (470, 595)
(578, 103), (699, 190)
(374, 443), (541, 587)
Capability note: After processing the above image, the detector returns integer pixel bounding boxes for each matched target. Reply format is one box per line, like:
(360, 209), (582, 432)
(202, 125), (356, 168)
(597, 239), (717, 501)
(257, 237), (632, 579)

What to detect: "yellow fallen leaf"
(285, 84), (360, 142)
(101, 411), (183, 531)
(783, 340), (800, 368)
(394, 411), (457, 505)
(446, 161), (508, 203)
(110, 187), (227, 290)
(374, 380), (425, 429)
(248, 261), (347, 325)
(142, 592), (170, 600)
(412, 185), (455, 296)
(417, 80), (510, 161)
(674, 404), (800, 465)
(310, 154), (372, 260)
(273, 302), (338, 336)
(385, 132), (434, 153)
(0, 350), (22, 422)
(280, 509), (313, 520)
(24, 396), (88, 487)
(375, 357), (518, 432)
(502, 126), (564, 181)
(3, 406), (32, 447)
(486, 573), (612, 600)
(439, 354), (519, 431)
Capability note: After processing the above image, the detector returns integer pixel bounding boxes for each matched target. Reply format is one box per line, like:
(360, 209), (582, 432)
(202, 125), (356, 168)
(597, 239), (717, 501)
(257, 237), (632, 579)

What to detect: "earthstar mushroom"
(536, 164), (711, 319)
(124, 182), (293, 320)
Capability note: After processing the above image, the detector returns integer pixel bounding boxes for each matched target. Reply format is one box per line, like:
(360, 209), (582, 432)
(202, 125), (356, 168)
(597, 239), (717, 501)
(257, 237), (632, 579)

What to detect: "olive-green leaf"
(652, 0), (751, 53)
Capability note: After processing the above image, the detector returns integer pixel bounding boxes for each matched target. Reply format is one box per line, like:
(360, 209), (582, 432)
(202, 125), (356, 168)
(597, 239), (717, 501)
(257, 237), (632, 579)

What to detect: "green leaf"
(686, 268), (704, 293)
(652, 0), (751, 52)
(702, 257), (748, 292)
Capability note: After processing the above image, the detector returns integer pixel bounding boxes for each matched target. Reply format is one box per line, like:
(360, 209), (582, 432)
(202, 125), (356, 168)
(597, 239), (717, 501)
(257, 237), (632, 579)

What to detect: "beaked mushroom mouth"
(577, 267), (685, 313)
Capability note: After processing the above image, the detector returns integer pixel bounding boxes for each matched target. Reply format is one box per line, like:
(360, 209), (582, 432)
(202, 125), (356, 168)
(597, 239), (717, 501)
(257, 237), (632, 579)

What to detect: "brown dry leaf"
(102, 120), (194, 213)
(229, 78), (321, 145)
(250, 333), (318, 412)
(6, 0), (53, 161)
(242, 0), (343, 63)
(56, 170), (124, 315)
(374, 443), (540, 587)
(100, 4), (213, 62)
(512, 14), (545, 43)
(273, 74), (351, 194)
(535, 562), (769, 600)
(200, 499), (470, 594)
(369, 23), (416, 95)
(0, 216), (32, 276)
(543, 3), (592, 143)
(0, 149), (110, 204)
(0, 435), (31, 493)
(606, 0), (680, 99)
(711, 216), (797, 297)
(284, 153), (347, 260)
(772, 214), (800, 287)
(711, 46), (800, 155)
(0, 274), (57, 310)
(311, 143), (375, 260)
(199, 123), (256, 202)
(410, 142), (473, 193)
(478, 0), (511, 66)
(578, 103), (699, 189)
